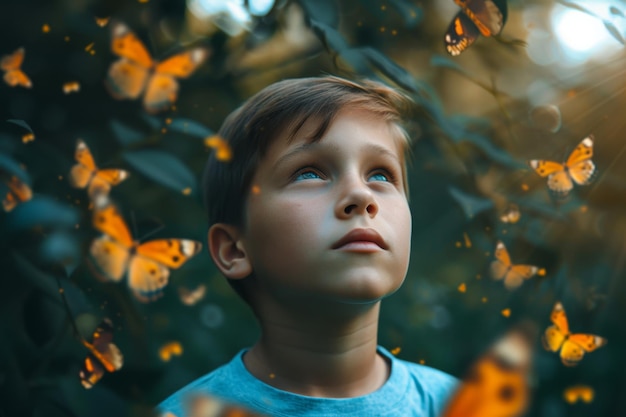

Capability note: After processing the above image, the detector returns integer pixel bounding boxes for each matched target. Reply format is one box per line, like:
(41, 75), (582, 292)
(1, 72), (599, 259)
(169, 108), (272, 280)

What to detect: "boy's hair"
(201, 75), (414, 301)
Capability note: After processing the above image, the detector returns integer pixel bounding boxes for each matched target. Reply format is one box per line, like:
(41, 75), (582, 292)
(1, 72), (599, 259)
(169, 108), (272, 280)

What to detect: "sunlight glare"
(552, 3), (623, 63)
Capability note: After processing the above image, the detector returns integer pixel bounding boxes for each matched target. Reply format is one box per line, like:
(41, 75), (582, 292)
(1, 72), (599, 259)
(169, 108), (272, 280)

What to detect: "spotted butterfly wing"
(90, 197), (202, 302)
(454, 0), (506, 36)
(541, 301), (607, 366)
(79, 318), (123, 388)
(529, 135), (595, 196)
(442, 326), (534, 417)
(445, 12), (481, 56)
(106, 22), (209, 113)
(445, 0), (507, 55)
(2, 175), (32, 211)
(0, 47), (32, 88)
(69, 140), (129, 198)
(489, 241), (539, 290)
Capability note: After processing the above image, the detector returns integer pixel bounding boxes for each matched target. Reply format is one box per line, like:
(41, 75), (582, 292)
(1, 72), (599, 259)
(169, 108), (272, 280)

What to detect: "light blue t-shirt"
(158, 346), (458, 416)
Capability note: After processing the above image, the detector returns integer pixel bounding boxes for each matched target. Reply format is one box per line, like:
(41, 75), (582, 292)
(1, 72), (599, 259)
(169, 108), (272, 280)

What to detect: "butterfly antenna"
(139, 222), (165, 242)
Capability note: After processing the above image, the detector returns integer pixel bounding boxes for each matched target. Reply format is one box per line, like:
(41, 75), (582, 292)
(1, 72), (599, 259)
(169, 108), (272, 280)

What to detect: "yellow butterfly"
(90, 197), (202, 302)
(542, 301), (607, 366)
(79, 318), (123, 389)
(69, 140), (129, 198)
(442, 327), (533, 417)
(106, 22), (209, 113)
(563, 385), (594, 404)
(529, 135), (595, 196)
(1, 47), (32, 88)
(2, 175), (32, 211)
(490, 241), (541, 290)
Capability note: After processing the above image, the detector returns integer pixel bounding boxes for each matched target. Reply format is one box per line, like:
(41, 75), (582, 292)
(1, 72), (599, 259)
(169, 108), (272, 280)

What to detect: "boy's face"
(240, 108), (411, 305)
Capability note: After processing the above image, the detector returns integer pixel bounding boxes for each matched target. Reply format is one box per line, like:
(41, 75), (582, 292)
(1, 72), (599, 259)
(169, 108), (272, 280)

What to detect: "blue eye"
(294, 170), (322, 181)
(369, 172), (390, 182)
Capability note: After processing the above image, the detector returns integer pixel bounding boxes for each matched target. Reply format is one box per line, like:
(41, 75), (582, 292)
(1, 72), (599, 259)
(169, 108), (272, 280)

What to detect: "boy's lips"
(332, 228), (388, 250)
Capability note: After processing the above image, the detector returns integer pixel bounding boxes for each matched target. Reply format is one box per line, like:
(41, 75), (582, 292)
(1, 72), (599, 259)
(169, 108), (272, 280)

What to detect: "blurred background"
(0, 0), (625, 416)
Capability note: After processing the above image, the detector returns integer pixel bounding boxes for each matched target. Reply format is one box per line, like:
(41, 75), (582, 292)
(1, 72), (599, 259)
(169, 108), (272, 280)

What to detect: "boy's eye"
(294, 169), (323, 181)
(369, 172), (390, 182)
(369, 169), (397, 183)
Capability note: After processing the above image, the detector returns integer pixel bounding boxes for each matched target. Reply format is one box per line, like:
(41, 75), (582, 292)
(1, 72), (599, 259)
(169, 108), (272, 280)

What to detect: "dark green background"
(1, 0), (625, 416)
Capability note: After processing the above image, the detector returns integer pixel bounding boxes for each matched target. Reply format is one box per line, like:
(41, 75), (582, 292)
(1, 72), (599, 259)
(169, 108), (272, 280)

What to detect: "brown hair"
(201, 76), (414, 300)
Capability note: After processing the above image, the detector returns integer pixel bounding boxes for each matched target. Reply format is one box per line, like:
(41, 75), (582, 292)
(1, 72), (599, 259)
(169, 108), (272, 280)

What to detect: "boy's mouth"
(332, 228), (388, 250)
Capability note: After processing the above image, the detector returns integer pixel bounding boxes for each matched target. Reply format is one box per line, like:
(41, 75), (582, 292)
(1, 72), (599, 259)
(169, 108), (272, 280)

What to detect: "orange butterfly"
(69, 140), (128, 198)
(106, 22), (209, 113)
(91, 196), (202, 302)
(178, 284), (207, 306)
(490, 241), (542, 290)
(159, 341), (183, 362)
(445, 0), (506, 55)
(79, 318), (123, 389)
(161, 394), (267, 417)
(542, 301), (607, 366)
(563, 385), (594, 404)
(529, 135), (595, 196)
(442, 326), (533, 417)
(1, 47), (32, 88)
(2, 175), (32, 211)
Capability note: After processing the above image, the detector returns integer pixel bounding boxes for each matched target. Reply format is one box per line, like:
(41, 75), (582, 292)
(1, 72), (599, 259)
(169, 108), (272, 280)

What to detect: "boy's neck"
(243, 300), (390, 398)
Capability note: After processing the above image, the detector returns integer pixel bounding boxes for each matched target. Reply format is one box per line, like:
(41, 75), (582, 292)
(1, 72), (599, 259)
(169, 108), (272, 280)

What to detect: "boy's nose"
(335, 178), (379, 219)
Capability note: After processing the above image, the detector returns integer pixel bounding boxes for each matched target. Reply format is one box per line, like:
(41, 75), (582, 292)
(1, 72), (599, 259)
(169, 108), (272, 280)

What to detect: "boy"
(159, 76), (457, 416)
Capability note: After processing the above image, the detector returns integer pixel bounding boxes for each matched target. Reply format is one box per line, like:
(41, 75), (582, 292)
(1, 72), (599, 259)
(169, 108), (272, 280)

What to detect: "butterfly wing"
(455, 0), (505, 36)
(3, 176), (32, 211)
(106, 22), (153, 100)
(559, 333), (607, 366)
(442, 328), (532, 417)
(1, 47), (32, 88)
(528, 159), (573, 195)
(88, 169), (129, 198)
(542, 302), (570, 352)
(91, 201), (134, 281)
(142, 48), (208, 113)
(0, 47), (24, 71)
(489, 240), (511, 281)
(127, 239), (201, 302)
(566, 136), (595, 186)
(79, 318), (123, 388)
(92, 202), (134, 246)
(69, 140), (97, 189)
(127, 255), (171, 302)
(504, 264), (539, 290)
(445, 11), (481, 56)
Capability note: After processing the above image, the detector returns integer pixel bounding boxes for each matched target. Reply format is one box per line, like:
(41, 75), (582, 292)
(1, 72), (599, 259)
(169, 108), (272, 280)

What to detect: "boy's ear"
(208, 223), (252, 280)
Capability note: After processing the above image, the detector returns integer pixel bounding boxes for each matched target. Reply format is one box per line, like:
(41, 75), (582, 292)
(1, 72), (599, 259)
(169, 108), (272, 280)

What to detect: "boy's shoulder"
(158, 346), (459, 417)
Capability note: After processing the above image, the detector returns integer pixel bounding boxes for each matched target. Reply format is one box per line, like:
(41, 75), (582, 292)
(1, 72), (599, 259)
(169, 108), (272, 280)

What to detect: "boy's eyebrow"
(275, 142), (402, 168)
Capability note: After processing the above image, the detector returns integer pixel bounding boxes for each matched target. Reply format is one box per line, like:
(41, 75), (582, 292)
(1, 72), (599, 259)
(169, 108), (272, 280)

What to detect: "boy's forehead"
(268, 108), (406, 159)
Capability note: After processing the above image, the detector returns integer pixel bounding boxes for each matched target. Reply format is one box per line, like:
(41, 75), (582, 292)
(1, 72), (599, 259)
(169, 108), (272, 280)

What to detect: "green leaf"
(6, 119), (33, 133)
(4, 196), (79, 233)
(309, 19), (349, 52)
(297, 0), (340, 28)
(430, 55), (469, 76)
(110, 120), (145, 146)
(603, 20), (625, 45)
(358, 47), (419, 93)
(0, 152), (31, 184)
(168, 118), (215, 139)
(123, 149), (197, 196)
(448, 186), (494, 219)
